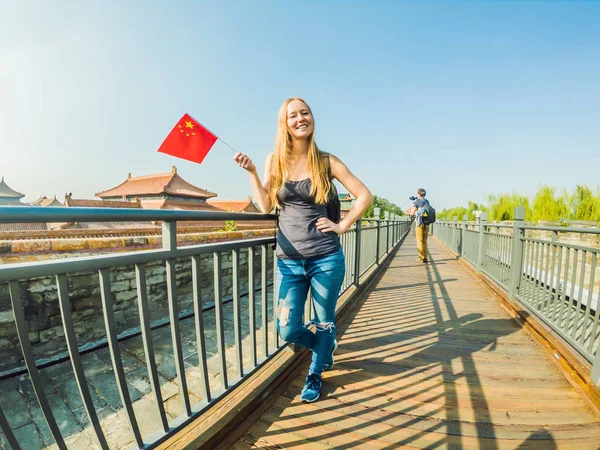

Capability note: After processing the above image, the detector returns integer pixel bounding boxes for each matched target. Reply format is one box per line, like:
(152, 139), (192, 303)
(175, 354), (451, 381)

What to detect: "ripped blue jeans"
(276, 248), (346, 375)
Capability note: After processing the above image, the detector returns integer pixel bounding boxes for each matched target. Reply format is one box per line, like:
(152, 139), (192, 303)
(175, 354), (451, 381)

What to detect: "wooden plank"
(337, 339), (563, 365)
(288, 374), (590, 415)
(335, 356), (568, 386)
(339, 334), (555, 357)
(284, 377), (598, 429)
(254, 406), (410, 449)
(271, 393), (600, 443)
(309, 367), (585, 404)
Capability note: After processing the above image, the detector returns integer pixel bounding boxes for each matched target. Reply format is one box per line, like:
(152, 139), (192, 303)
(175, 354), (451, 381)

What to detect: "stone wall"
(0, 231), (275, 373)
(0, 227), (276, 263)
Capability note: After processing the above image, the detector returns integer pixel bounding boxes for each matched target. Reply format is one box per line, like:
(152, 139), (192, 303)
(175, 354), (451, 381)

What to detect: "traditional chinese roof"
(207, 198), (260, 213)
(64, 194), (141, 209)
(31, 196), (64, 207)
(95, 166), (216, 200)
(338, 192), (353, 201)
(0, 177), (25, 199)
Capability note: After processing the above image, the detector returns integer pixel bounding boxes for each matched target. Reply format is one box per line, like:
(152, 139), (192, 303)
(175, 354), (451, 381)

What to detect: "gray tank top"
(276, 178), (341, 260)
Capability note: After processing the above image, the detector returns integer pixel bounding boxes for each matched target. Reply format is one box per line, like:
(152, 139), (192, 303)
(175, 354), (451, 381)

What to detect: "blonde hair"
(269, 97), (332, 208)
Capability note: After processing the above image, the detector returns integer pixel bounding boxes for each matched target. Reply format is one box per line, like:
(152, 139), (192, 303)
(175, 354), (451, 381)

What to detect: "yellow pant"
(416, 224), (429, 261)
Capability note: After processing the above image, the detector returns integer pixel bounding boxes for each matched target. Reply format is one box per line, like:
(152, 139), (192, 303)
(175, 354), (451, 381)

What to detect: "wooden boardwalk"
(229, 237), (600, 449)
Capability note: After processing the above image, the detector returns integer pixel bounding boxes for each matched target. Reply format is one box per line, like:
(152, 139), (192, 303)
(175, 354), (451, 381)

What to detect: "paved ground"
(232, 237), (600, 449)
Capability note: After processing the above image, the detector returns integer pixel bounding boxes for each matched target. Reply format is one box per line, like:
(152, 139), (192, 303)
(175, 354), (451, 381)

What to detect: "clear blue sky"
(1, 1), (599, 211)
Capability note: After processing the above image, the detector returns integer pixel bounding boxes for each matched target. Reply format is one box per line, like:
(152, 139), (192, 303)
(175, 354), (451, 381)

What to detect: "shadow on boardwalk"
(233, 239), (600, 449)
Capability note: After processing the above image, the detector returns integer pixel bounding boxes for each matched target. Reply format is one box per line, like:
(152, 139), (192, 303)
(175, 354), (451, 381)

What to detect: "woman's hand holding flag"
(233, 153), (257, 173)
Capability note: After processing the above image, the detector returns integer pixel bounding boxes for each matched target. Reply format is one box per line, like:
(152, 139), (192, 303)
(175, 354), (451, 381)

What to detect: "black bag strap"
(271, 206), (279, 251)
(324, 152), (333, 181)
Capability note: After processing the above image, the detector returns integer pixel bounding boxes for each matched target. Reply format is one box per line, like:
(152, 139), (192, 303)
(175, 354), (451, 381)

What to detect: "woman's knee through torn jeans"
(276, 248), (345, 375)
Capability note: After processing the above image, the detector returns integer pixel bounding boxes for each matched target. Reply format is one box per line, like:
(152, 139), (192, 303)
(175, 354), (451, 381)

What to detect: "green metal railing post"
(162, 221), (177, 251)
(385, 215), (390, 253)
(477, 212), (488, 272)
(354, 220), (362, 286)
(374, 208), (381, 262)
(592, 349), (600, 387)
(375, 219), (381, 264)
(460, 214), (468, 258)
(452, 216), (458, 252)
(508, 206), (526, 301)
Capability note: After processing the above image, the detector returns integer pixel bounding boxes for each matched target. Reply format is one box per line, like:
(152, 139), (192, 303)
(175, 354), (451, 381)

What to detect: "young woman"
(234, 97), (372, 402)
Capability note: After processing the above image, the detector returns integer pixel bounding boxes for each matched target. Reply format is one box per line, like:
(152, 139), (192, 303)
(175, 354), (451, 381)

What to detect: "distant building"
(0, 177), (26, 206)
(1, 167), (266, 235)
(96, 166), (218, 211)
(60, 194), (143, 229)
(64, 194), (141, 209)
(31, 196), (64, 207)
(208, 196), (260, 213)
(339, 192), (353, 219)
(0, 178), (49, 231)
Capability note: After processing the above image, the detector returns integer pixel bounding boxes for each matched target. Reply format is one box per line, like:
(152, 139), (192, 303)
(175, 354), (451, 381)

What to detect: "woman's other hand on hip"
(316, 217), (346, 235)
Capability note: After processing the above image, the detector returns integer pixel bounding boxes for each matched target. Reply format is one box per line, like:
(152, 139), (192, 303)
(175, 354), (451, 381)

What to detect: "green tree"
(363, 195), (404, 218)
(438, 202), (489, 221)
(531, 185), (568, 222)
(487, 193), (532, 221)
(568, 185), (600, 222)
(412, 184), (600, 225)
(438, 206), (467, 221)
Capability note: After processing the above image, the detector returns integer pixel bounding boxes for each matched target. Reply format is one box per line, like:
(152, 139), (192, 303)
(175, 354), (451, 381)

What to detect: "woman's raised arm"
(233, 152), (274, 213)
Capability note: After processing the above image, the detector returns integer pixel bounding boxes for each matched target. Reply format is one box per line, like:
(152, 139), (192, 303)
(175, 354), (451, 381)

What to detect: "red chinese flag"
(157, 113), (218, 164)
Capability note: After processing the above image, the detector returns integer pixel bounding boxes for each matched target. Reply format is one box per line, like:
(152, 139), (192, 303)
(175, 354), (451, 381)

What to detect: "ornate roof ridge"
(0, 177), (25, 199)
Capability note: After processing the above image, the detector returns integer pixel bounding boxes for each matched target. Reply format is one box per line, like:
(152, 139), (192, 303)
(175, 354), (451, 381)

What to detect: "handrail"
(0, 206), (276, 223)
(521, 225), (600, 234)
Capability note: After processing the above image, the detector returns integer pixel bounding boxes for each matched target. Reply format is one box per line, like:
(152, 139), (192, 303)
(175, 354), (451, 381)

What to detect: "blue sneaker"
(323, 339), (338, 371)
(300, 372), (322, 403)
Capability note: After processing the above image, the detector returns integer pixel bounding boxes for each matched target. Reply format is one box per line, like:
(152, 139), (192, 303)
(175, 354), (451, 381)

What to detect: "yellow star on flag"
(185, 121), (194, 129)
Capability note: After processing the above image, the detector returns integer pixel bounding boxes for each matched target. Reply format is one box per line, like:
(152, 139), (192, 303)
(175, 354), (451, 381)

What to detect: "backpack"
(323, 153), (341, 223)
(421, 203), (436, 224)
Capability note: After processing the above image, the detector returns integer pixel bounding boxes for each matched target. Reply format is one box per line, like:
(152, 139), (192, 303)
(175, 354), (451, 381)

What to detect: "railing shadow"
(238, 245), (558, 449)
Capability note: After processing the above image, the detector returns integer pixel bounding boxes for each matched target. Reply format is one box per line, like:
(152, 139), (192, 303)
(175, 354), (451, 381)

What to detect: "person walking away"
(410, 188), (430, 263)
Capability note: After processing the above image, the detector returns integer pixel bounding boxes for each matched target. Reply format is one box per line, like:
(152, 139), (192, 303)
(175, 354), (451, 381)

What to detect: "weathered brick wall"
(0, 231), (275, 372)
(0, 227), (276, 263)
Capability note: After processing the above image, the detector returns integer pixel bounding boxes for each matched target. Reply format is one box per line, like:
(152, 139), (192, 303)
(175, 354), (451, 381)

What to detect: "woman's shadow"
(313, 256), (531, 449)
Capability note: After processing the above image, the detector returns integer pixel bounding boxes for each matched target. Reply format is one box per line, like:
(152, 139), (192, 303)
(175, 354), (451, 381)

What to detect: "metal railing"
(0, 206), (410, 450)
(432, 208), (600, 386)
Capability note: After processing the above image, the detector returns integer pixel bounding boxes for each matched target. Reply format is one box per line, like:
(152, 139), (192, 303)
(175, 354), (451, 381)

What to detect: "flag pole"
(187, 113), (238, 154)
(217, 137), (238, 154)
